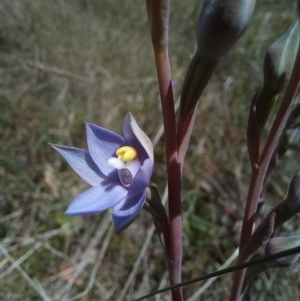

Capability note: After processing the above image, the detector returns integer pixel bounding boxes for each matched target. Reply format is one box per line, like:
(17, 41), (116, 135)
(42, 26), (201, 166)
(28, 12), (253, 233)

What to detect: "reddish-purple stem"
(145, 1), (183, 300)
(229, 32), (300, 301)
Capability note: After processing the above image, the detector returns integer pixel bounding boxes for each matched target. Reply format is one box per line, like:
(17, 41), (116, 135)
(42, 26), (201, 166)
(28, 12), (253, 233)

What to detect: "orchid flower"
(51, 113), (154, 233)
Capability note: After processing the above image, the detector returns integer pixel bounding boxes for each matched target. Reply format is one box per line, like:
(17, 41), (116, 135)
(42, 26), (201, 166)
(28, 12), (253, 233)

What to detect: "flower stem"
(146, 1), (183, 300)
(229, 30), (300, 301)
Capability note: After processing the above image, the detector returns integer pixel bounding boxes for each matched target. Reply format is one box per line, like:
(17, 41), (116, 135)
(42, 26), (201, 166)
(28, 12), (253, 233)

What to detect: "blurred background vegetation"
(0, 0), (300, 300)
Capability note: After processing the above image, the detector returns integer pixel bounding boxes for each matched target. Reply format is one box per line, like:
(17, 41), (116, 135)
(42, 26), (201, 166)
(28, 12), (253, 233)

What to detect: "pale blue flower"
(51, 113), (154, 233)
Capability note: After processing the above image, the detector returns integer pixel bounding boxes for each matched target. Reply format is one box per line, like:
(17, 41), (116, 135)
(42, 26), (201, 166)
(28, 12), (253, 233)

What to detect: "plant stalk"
(146, 1), (183, 300)
(229, 31), (300, 301)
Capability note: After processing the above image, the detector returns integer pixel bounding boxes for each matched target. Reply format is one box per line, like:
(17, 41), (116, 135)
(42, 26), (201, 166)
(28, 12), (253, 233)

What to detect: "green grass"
(0, 0), (300, 300)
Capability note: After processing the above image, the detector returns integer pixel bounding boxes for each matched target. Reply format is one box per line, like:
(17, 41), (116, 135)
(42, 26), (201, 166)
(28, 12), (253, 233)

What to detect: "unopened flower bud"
(196, 0), (256, 59)
(241, 212), (275, 258)
(265, 235), (300, 268)
(267, 199), (293, 229)
(179, 0), (256, 122)
(178, 0), (256, 159)
(262, 171), (300, 229)
(263, 21), (300, 94)
(256, 21), (300, 128)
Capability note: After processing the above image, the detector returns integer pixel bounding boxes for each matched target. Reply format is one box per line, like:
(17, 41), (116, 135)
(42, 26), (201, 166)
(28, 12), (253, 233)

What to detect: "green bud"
(265, 235), (300, 268)
(256, 21), (300, 128)
(196, 0), (256, 59)
(179, 1), (256, 161)
(264, 22), (300, 94)
(180, 0), (256, 121)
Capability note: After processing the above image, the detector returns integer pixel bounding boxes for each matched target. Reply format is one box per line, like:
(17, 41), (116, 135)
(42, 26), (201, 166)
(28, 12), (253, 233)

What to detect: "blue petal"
(86, 123), (125, 179)
(65, 181), (128, 215)
(51, 144), (105, 186)
(122, 113), (154, 162)
(112, 191), (146, 233)
(127, 158), (153, 197)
